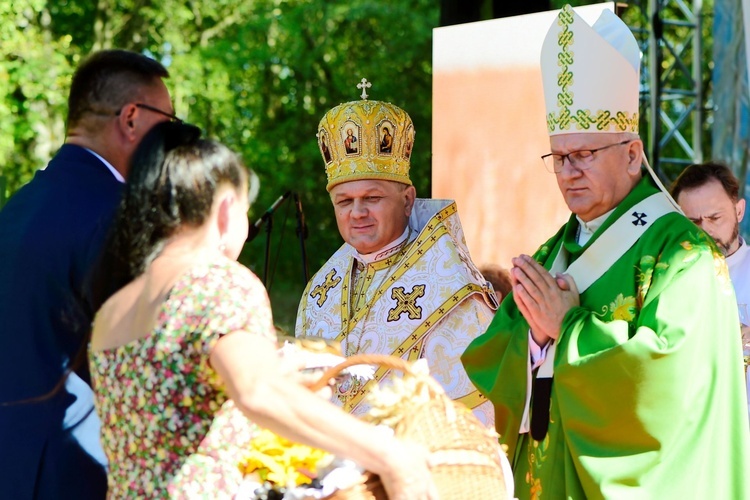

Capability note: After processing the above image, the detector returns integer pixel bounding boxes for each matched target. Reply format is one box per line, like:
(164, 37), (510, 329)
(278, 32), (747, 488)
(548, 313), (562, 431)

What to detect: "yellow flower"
(713, 254), (733, 292)
(238, 429), (332, 487)
(530, 478), (543, 500)
(610, 294), (636, 322)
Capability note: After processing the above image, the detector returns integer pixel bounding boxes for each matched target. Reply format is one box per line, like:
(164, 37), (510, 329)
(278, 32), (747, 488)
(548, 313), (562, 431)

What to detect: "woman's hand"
(294, 369), (334, 400)
(276, 348), (334, 398)
(378, 440), (438, 500)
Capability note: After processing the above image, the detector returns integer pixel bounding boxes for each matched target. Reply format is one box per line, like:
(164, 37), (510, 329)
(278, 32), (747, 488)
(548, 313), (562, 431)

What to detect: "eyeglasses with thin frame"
(115, 103), (182, 123)
(541, 139), (634, 173)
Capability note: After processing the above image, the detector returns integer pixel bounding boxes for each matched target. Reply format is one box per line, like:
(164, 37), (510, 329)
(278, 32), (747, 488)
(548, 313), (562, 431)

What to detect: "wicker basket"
(310, 354), (509, 500)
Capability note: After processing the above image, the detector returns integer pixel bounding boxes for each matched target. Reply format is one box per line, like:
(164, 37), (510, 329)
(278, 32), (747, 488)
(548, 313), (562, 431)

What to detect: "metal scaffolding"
(623, 0), (707, 181)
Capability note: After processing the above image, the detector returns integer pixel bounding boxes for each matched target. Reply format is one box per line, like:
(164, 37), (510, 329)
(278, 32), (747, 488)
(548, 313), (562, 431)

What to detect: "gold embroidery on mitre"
(545, 5), (639, 134)
(317, 80), (415, 191)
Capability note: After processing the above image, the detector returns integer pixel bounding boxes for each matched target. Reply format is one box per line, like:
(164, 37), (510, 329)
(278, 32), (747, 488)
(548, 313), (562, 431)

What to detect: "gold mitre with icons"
(541, 5), (641, 136)
(317, 79), (415, 192)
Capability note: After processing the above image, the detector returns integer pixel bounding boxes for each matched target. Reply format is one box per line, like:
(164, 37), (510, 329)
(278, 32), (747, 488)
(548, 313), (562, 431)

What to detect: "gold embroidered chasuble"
(295, 199), (496, 427)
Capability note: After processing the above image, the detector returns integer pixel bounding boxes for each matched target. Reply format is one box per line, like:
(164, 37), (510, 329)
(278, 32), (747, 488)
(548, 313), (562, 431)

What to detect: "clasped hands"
(511, 254), (580, 347)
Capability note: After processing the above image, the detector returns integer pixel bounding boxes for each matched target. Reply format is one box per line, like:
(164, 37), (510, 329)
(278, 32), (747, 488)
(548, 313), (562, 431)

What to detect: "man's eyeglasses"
(116, 103), (182, 123)
(541, 139), (634, 173)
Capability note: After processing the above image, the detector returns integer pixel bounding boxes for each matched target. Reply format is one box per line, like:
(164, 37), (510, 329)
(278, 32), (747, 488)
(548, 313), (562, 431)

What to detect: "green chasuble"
(462, 176), (750, 499)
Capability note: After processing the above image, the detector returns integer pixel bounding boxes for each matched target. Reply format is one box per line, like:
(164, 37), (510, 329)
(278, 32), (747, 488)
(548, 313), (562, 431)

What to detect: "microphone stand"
(263, 214), (273, 287)
(294, 193), (310, 285)
(247, 191), (292, 287)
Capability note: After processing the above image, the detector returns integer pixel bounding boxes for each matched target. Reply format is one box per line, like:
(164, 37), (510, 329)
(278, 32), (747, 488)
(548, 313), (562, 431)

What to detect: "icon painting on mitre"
(403, 124), (414, 159)
(319, 130), (332, 164)
(379, 121), (395, 154)
(342, 123), (360, 155)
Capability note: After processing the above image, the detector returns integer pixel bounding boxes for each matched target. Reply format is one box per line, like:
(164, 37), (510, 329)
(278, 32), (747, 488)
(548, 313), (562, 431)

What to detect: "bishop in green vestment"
(462, 5), (750, 499)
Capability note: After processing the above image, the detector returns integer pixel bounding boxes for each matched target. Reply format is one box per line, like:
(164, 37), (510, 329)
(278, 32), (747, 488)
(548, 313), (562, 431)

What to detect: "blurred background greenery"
(5, 0), (700, 331)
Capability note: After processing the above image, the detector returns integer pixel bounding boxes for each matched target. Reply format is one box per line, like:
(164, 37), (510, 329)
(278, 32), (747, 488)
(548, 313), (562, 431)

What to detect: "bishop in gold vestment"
(295, 88), (496, 427)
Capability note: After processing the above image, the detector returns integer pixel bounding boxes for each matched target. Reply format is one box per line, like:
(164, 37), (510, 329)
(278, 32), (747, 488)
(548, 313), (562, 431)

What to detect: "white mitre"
(541, 4), (641, 136)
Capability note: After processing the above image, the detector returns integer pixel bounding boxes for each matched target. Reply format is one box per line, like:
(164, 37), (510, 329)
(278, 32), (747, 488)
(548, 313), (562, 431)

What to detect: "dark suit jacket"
(0, 145), (123, 499)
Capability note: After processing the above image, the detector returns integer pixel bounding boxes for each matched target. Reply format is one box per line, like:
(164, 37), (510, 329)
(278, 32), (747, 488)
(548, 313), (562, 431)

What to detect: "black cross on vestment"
(632, 211), (647, 226)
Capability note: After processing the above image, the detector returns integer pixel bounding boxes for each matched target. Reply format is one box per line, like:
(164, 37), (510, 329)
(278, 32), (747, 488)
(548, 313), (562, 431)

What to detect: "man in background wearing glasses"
(463, 5), (749, 499)
(0, 50), (175, 499)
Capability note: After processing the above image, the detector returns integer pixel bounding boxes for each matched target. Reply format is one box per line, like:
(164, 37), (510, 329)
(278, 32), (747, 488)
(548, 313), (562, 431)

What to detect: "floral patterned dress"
(90, 259), (276, 498)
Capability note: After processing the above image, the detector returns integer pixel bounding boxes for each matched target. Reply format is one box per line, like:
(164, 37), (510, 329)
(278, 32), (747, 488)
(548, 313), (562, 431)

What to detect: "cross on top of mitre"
(357, 78), (371, 100)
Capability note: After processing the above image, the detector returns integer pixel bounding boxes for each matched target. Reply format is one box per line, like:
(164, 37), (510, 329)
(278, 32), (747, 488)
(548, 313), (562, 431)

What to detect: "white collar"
(576, 208), (615, 245)
(726, 236), (747, 262)
(354, 226), (411, 265)
(84, 148), (125, 183)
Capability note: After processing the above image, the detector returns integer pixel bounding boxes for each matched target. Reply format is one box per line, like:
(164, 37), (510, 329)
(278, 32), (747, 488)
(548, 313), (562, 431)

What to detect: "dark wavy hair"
(110, 121), (249, 279)
(671, 161), (740, 202)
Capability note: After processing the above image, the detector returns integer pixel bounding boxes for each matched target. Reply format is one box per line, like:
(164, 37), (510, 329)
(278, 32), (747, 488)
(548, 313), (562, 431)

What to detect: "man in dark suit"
(0, 50), (175, 499)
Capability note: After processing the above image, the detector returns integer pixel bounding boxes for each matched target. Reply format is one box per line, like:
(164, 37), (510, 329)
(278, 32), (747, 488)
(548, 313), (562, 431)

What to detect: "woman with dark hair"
(89, 122), (436, 498)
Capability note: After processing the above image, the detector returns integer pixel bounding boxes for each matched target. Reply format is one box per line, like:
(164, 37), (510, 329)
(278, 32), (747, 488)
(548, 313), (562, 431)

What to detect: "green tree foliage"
(0, 0), (438, 330)
(2, 0), (716, 329)
(0, 0), (75, 195)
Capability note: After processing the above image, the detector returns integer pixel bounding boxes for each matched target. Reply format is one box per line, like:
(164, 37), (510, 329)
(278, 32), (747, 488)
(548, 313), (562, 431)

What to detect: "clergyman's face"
(551, 132), (639, 222)
(329, 179), (414, 255)
(677, 178), (744, 255)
